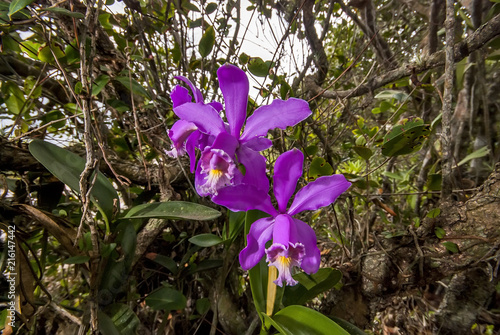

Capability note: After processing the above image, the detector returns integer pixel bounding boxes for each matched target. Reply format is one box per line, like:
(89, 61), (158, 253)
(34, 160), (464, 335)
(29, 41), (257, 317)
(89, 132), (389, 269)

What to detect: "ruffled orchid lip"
(198, 148), (237, 196)
(266, 242), (305, 287)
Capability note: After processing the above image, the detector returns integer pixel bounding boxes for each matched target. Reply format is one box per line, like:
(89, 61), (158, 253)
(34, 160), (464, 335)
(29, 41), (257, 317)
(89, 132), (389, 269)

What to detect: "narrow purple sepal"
(170, 85), (192, 108)
(174, 76), (204, 103)
(288, 174), (352, 216)
(239, 217), (275, 270)
(165, 120), (198, 157)
(273, 149), (303, 213)
(240, 98), (311, 141)
(217, 64), (249, 137)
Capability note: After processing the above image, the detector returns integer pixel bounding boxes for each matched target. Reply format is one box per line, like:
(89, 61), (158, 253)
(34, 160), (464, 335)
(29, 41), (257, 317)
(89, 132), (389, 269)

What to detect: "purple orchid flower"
(167, 64), (312, 197)
(212, 149), (351, 286)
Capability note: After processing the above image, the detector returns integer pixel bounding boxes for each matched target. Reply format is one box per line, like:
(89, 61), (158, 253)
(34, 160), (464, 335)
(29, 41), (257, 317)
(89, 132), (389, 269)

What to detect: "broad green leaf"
(42, 7), (85, 19)
(4, 82), (26, 115)
(442, 241), (459, 253)
(120, 201), (220, 221)
(114, 76), (151, 99)
(381, 117), (431, 157)
(145, 287), (187, 311)
(98, 310), (121, 335)
(92, 74), (110, 96)
(188, 233), (223, 247)
(427, 208), (441, 218)
(353, 146), (373, 160)
(8, 0), (35, 17)
(308, 157), (333, 181)
(63, 255), (90, 264)
(148, 254), (178, 274)
(105, 304), (140, 335)
(271, 305), (350, 335)
(224, 210), (245, 242)
(283, 268), (342, 306)
(196, 298), (211, 314)
(29, 140), (118, 221)
(37, 42), (65, 63)
(199, 25), (215, 57)
(205, 2), (217, 14)
(457, 146), (490, 166)
(427, 173), (442, 191)
(305, 145), (318, 156)
(248, 57), (274, 77)
(329, 316), (367, 335)
(435, 227), (446, 239)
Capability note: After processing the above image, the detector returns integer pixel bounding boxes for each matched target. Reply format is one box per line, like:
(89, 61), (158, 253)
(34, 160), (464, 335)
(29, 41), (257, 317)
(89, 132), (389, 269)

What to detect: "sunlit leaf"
(381, 117), (431, 157)
(188, 233), (223, 247)
(120, 201), (220, 221)
(308, 157), (333, 181)
(114, 76), (151, 99)
(270, 305), (350, 335)
(199, 25), (215, 57)
(8, 0), (35, 17)
(442, 241), (459, 253)
(283, 268), (342, 306)
(457, 146), (490, 167)
(63, 255), (90, 264)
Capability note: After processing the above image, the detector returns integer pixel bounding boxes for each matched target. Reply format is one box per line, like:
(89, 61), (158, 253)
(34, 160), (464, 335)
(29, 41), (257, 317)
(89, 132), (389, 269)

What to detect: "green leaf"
(353, 146), (373, 160)
(42, 7), (85, 19)
(105, 304), (140, 335)
(427, 208), (441, 218)
(4, 82), (26, 115)
(188, 233), (223, 247)
(92, 74), (110, 96)
(114, 76), (151, 99)
(29, 140), (118, 221)
(205, 2), (217, 14)
(427, 173), (442, 191)
(63, 255), (90, 264)
(283, 268), (342, 306)
(248, 57), (274, 77)
(38, 42), (65, 63)
(375, 89), (409, 102)
(271, 305), (350, 335)
(224, 210), (245, 242)
(329, 316), (367, 335)
(196, 298), (211, 314)
(442, 241), (459, 253)
(120, 201), (220, 221)
(381, 117), (431, 157)
(145, 287), (187, 311)
(8, 0), (35, 17)
(457, 146), (490, 167)
(149, 254), (178, 274)
(435, 227), (446, 239)
(98, 310), (121, 335)
(187, 259), (223, 274)
(308, 157), (333, 181)
(199, 25), (215, 57)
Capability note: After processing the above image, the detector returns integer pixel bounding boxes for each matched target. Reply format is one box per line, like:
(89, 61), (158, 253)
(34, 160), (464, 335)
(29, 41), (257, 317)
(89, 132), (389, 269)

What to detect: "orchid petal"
(211, 184), (277, 216)
(174, 76), (204, 103)
(239, 217), (274, 270)
(185, 131), (199, 172)
(292, 218), (320, 274)
(273, 149), (303, 213)
(208, 101), (223, 112)
(240, 98), (311, 141)
(170, 85), (192, 108)
(237, 145), (270, 192)
(211, 132), (239, 157)
(194, 162), (209, 197)
(288, 174), (352, 216)
(217, 64), (249, 137)
(174, 102), (225, 136)
(272, 214), (298, 245)
(241, 137), (273, 151)
(165, 120), (197, 157)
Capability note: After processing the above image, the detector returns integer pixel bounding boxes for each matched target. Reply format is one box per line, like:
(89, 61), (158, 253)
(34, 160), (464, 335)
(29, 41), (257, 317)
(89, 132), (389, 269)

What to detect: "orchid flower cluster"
(167, 64), (351, 286)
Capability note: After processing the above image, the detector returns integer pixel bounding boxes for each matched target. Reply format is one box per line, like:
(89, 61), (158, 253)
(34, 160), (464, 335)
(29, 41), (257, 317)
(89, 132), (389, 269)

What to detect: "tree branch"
(305, 13), (500, 100)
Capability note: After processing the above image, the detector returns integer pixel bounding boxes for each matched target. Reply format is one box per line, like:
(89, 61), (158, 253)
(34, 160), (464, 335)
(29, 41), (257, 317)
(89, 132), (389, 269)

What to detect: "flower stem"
(266, 266), (277, 316)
